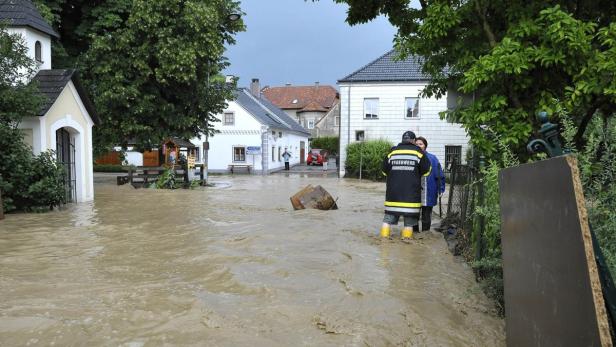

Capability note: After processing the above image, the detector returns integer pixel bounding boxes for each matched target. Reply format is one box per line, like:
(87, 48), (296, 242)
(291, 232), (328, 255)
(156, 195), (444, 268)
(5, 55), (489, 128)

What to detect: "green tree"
(0, 25), (65, 212)
(36, 0), (244, 154)
(328, 1), (616, 159)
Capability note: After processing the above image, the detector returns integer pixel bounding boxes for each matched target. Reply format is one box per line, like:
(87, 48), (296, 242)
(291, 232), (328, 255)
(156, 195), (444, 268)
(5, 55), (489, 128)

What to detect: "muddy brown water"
(0, 174), (504, 346)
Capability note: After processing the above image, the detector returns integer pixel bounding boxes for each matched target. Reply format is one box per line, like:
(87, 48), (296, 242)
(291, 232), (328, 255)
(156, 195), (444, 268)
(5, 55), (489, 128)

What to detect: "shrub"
(311, 136), (339, 155)
(94, 164), (129, 172)
(344, 139), (393, 181)
(0, 127), (66, 212)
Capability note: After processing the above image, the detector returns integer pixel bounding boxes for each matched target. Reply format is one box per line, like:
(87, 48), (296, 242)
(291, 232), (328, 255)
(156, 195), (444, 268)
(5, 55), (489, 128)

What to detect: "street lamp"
(203, 12), (242, 183)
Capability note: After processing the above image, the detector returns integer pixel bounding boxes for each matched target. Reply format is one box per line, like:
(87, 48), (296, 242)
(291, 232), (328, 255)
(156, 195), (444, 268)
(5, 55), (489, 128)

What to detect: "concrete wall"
(338, 82), (469, 177)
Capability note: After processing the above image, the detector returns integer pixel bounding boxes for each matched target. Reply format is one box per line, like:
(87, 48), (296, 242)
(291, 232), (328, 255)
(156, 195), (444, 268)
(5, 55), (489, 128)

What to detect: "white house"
(337, 50), (469, 177)
(2, 0), (99, 202)
(191, 88), (311, 174)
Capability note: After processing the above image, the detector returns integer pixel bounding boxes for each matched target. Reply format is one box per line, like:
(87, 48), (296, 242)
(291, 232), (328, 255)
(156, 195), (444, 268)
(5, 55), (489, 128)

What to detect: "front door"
(300, 141), (305, 164)
(56, 128), (76, 203)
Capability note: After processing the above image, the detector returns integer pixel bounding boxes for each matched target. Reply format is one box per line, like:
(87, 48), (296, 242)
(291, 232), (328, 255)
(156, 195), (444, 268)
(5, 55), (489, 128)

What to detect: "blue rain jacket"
(421, 152), (445, 207)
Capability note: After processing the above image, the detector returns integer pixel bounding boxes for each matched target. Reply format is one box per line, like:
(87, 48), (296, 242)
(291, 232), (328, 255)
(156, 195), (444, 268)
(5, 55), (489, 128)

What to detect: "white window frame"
(307, 119), (315, 129)
(335, 116), (340, 126)
(405, 97), (420, 119)
(233, 146), (246, 162)
(223, 112), (235, 125)
(355, 130), (365, 142)
(364, 98), (379, 119)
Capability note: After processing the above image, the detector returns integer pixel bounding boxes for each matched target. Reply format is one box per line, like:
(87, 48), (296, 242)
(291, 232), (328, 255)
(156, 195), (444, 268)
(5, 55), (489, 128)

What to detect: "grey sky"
(224, 0), (397, 89)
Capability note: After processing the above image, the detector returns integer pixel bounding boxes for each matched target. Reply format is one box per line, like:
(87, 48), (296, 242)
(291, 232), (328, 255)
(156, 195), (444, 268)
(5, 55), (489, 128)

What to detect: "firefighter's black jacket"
(382, 142), (432, 216)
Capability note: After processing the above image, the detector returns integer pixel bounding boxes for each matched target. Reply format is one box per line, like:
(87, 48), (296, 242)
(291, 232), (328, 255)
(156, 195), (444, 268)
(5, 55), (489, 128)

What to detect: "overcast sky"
(224, 0), (397, 89)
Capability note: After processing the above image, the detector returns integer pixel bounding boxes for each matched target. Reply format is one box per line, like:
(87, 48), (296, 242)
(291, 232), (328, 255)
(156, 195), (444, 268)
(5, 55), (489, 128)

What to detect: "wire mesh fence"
(447, 162), (478, 231)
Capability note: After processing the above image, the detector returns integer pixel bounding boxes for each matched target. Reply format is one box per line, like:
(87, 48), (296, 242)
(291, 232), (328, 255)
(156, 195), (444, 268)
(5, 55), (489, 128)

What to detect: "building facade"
(3, 0), (99, 202)
(338, 50), (469, 177)
(260, 80), (340, 139)
(191, 88), (311, 173)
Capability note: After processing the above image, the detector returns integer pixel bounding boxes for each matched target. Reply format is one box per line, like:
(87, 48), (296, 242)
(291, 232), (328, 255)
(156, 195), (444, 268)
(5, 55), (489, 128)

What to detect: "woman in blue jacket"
(414, 136), (445, 232)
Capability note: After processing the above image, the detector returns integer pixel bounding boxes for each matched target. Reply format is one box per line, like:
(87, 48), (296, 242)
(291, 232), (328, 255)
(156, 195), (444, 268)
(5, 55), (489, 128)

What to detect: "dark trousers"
(285, 162), (290, 170)
(413, 206), (433, 232)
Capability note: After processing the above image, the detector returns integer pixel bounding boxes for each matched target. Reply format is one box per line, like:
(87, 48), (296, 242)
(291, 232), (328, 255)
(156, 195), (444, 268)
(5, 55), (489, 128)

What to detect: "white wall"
(191, 100), (309, 173)
(6, 27), (52, 71)
(339, 82), (469, 177)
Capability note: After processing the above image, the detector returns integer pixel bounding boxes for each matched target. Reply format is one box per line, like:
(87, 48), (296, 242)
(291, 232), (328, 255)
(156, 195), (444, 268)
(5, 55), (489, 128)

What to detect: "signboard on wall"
(246, 146), (261, 155)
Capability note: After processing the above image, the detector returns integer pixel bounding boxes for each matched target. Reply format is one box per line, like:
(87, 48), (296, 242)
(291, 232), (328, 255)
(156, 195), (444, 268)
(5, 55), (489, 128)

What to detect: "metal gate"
(56, 128), (76, 203)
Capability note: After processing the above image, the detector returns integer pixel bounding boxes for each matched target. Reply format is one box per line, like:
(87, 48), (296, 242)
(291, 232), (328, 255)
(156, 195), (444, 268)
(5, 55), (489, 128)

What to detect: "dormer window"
(35, 41), (42, 63)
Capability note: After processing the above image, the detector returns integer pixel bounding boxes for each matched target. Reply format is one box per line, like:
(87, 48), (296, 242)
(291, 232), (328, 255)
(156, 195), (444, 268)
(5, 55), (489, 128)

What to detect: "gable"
(43, 81), (95, 137)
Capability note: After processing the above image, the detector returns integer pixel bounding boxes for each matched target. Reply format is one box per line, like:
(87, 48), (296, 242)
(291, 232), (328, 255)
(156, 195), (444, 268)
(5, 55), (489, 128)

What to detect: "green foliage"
(561, 112), (616, 275)
(0, 25), (65, 213)
(0, 24), (44, 124)
(0, 128), (66, 212)
(93, 164), (129, 172)
(150, 167), (178, 189)
(332, 1), (616, 160)
(311, 136), (339, 155)
(36, 0), (245, 153)
(344, 139), (393, 181)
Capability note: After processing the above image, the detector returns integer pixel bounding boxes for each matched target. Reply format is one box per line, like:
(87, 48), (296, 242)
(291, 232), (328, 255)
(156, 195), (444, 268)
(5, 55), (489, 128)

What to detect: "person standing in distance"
(380, 131), (431, 240)
(414, 136), (446, 233)
(282, 147), (292, 171)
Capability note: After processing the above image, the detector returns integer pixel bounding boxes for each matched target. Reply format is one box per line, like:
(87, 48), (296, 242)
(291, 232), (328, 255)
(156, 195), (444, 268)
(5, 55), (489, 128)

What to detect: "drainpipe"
(261, 125), (269, 175)
(345, 85), (351, 177)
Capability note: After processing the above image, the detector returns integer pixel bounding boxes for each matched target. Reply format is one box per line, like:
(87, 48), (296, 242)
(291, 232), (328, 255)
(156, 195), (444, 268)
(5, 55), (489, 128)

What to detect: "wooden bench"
(228, 164), (252, 174)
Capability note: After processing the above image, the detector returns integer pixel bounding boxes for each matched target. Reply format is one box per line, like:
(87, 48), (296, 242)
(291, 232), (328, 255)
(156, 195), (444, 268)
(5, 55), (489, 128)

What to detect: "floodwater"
(0, 174), (504, 346)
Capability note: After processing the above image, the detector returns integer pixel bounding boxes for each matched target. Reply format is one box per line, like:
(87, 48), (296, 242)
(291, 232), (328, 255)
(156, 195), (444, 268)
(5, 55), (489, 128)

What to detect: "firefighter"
(380, 131), (431, 240)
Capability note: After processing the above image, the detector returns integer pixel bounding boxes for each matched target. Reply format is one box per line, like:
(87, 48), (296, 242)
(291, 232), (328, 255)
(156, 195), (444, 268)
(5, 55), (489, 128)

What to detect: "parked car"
(307, 148), (323, 166)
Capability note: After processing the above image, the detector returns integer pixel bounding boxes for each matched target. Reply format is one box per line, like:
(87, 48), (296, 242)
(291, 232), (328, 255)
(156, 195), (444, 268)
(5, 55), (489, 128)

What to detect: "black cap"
(402, 131), (416, 142)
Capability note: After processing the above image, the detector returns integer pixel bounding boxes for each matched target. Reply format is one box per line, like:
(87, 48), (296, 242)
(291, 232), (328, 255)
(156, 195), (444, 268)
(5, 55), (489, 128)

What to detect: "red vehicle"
(307, 148), (323, 166)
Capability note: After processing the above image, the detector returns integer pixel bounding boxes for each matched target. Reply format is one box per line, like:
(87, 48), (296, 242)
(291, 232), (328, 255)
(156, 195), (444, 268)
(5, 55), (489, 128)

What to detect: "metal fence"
(446, 157), (488, 261)
(447, 162), (477, 230)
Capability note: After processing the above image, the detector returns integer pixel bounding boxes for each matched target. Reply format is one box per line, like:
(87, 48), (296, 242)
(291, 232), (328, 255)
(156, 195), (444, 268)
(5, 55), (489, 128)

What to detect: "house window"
(405, 97), (420, 118)
(272, 130), (276, 136)
(307, 120), (315, 129)
(194, 147), (200, 162)
(355, 130), (365, 142)
(278, 146), (281, 161)
(335, 116), (340, 126)
(364, 98), (379, 119)
(224, 112), (234, 125)
(272, 146), (275, 161)
(233, 146), (246, 162)
(35, 41), (42, 62)
(278, 131), (282, 138)
(445, 145), (462, 172)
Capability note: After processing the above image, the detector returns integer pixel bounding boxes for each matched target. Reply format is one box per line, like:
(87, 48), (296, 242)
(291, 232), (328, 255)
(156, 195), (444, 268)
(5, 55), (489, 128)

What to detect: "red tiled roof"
(261, 85), (338, 110)
(299, 100), (328, 113)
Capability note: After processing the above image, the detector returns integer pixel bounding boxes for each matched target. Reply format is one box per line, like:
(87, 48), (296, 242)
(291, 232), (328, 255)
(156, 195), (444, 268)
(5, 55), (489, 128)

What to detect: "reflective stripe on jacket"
(382, 143), (431, 216)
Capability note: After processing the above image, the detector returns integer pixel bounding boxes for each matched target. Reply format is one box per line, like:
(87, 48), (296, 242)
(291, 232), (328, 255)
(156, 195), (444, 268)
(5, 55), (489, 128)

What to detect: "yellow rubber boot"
(380, 224), (391, 238)
(401, 227), (413, 240)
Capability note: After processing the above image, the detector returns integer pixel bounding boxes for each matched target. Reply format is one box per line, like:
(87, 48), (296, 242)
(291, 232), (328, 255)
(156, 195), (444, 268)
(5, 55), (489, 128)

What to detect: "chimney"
(250, 78), (260, 97)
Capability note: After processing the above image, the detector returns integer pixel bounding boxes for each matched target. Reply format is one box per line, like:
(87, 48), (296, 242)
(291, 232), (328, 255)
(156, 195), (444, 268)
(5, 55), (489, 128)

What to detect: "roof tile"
(261, 85), (338, 110)
(338, 49), (429, 83)
(0, 0), (59, 38)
